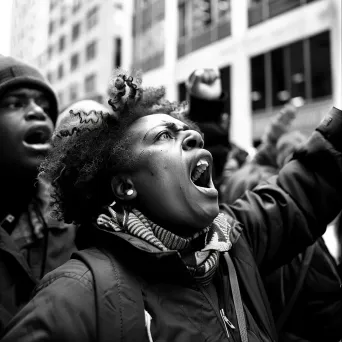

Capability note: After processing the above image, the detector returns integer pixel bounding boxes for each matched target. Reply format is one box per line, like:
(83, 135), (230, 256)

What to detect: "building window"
(250, 30), (332, 113)
(113, 37), (122, 68)
(46, 72), (53, 84)
(309, 31), (332, 99)
(69, 83), (78, 102)
(248, 0), (320, 27)
(58, 35), (66, 52)
(114, 2), (123, 10)
(251, 54), (266, 111)
(84, 73), (96, 94)
(48, 20), (56, 36)
(271, 47), (287, 107)
(50, 0), (58, 12)
(47, 45), (53, 59)
(192, 0), (212, 35)
(178, 2), (188, 38)
(289, 40), (305, 100)
(219, 65), (231, 114)
(178, 82), (187, 102)
(177, 0), (231, 58)
(72, 22), (81, 41)
(57, 64), (64, 80)
(70, 53), (79, 71)
(87, 6), (99, 30)
(218, 0), (231, 20)
(60, 5), (67, 25)
(72, 0), (82, 13)
(86, 40), (97, 61)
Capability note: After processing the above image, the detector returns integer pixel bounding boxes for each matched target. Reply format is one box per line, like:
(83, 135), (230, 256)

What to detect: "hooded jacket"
(2, 107), (342, 342)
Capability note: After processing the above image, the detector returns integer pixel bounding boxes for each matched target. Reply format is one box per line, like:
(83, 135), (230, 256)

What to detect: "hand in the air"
(186, 68), (222, 101)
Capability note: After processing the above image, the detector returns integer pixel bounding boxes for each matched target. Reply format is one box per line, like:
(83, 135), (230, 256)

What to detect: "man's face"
(125, 114), (219, 236)
(0, 87), (55, 174)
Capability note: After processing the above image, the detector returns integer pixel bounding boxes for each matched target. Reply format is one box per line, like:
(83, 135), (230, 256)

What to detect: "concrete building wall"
(141, 0), (341, 151)
(11, 0), (132, 111)
(11, 0), (49, 62)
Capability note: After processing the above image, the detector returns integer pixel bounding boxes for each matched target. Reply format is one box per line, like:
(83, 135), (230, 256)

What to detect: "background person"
(0, 55), (77, 333)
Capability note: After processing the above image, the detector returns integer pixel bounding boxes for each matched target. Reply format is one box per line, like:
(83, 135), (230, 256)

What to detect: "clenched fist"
(186, 68), (222, 101)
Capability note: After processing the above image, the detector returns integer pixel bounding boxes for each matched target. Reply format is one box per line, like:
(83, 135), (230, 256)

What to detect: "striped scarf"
(97, 207), (235, 286)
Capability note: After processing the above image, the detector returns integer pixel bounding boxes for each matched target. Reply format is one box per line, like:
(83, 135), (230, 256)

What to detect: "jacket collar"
(80, 214), (242, 286)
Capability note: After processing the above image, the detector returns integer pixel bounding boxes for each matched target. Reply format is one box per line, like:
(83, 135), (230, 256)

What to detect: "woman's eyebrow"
(164, 122), (189, 132)
(143, 122), (189, 141)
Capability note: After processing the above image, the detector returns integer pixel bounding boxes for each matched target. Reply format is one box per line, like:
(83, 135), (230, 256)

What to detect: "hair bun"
(107, 69), (143, 115)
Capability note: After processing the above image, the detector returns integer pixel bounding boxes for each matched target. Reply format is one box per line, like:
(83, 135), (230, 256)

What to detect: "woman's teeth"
(191, 159), (209, 183)
(197, 159), (209, 167)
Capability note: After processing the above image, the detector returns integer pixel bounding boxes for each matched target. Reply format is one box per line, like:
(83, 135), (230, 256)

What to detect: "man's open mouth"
(23, 126), (52, 146)
(190, 159), (211, 188)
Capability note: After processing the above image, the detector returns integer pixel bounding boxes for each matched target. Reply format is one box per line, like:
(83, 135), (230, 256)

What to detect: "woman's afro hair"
(40, 69), (200, 224)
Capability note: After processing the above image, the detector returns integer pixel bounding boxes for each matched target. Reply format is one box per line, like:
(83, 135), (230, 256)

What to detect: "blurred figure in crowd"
(186, 68), (232, 187)
(0, 55), (77, 333)
(220, 103), (299, 204)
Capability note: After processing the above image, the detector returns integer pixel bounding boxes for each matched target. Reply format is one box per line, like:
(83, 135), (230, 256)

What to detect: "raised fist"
(186, 68), (222, 101)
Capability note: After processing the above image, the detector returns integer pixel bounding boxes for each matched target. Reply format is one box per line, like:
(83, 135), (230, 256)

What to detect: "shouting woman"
(2, 71), (342, 342)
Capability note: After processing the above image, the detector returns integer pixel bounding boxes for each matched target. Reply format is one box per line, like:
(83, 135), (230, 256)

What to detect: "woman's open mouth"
(190, 157), (218, 198)
(191, 159), (211, 188)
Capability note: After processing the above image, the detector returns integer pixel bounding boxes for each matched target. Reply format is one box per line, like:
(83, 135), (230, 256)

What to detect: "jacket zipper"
(220, 309), (236, 338)
(199, 285), (232, 341)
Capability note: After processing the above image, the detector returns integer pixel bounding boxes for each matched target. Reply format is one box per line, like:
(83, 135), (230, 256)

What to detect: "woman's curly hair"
(40, 69), (199, 224)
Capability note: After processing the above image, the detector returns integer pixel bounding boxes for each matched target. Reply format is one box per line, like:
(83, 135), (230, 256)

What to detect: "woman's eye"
(157, 131), (173, 141)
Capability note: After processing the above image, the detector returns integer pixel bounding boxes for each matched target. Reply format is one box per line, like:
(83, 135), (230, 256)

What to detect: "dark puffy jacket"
(221, 136), (342, 342)
(265, 238), (341, 342)
(2, 107), (342, 342)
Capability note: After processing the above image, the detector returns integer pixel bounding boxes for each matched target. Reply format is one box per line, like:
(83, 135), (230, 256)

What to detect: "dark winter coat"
(221, 134), (342, 342)
(2, 107), (342, 342)
(0, 183), (77, 334)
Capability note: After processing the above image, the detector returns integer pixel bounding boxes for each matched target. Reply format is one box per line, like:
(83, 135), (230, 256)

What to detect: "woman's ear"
(111, 176), (137, 201)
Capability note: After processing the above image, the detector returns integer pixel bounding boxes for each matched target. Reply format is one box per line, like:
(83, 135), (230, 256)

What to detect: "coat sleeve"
(222, 107), (342, 274)
(1, 272), (96, 342)
(187, 93), (227, 124)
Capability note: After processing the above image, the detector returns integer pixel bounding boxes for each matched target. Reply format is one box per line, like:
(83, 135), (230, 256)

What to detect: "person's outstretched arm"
(186, 68), (227, 124)
(221, 107), (342, 274)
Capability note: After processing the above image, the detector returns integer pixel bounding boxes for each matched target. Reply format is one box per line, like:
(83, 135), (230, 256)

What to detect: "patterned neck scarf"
(97, 207), (236, 286)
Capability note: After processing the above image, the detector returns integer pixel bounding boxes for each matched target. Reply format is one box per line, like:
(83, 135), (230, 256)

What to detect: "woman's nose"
(182, 130), (204, 150)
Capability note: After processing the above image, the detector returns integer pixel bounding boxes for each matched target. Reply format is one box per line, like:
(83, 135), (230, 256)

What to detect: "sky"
(0, 0), (13, 55)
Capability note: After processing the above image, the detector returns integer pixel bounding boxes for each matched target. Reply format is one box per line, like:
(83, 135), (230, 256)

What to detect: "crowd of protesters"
(0, 53), (341, 342)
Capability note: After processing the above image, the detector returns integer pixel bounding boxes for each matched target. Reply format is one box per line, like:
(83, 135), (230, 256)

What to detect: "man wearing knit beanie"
(0, 55), (76, 333)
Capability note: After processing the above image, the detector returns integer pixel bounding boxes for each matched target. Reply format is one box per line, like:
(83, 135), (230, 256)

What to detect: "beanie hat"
(0, 55), (58, 123)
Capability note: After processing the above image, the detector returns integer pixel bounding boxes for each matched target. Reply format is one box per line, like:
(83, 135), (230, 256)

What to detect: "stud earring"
(126, 189), (134, 196)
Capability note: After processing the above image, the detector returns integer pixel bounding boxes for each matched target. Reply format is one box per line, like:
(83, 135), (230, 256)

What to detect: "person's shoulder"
(36, 258), (94, 294)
